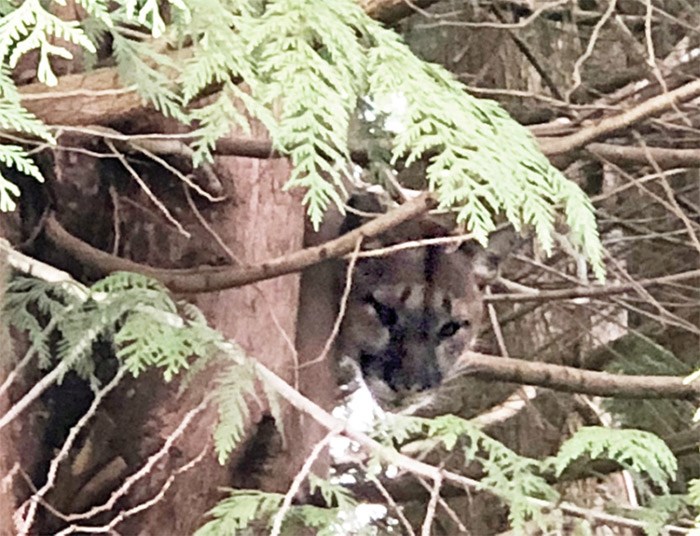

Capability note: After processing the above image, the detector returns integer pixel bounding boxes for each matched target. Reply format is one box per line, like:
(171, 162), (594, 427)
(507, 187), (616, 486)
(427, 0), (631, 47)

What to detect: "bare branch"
(588, 144), (700, 167)
(105, 140), (191, 238)
(542, 79), (700, 155)
(16, 368), (127, 535)
(484, 269), (700, 304)
(54, 447), (209, 535)
(566, 0), (619, 102)
(43, 193), (437, 293)
(453, 351), (699, 400)
(63, 398), (210, 522)
(269, 430), (339, 536)
(421, 473), (442, 536)
(254, 359), (691, 534)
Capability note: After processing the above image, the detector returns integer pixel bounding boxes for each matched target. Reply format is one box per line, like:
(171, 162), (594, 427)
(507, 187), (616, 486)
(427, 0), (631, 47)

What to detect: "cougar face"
(338, 218), (486, 408)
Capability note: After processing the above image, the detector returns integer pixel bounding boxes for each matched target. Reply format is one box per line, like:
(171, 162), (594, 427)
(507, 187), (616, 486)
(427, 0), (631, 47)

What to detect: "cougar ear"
(339, 191), (387, 235)
(462, 227), (521, 286)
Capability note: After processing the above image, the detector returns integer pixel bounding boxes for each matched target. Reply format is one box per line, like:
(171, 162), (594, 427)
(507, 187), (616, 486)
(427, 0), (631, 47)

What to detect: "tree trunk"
(0, 108), (337, 532)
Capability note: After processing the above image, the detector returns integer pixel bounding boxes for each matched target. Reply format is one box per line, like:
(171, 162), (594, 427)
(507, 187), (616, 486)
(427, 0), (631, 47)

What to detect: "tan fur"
(338, 217), (485, 409)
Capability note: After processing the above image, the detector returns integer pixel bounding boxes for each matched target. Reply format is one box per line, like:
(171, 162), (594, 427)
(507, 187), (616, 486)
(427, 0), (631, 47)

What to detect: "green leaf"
(553, 427), (677, 492)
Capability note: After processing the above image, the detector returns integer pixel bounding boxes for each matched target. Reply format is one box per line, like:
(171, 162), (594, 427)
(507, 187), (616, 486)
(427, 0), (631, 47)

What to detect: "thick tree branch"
(211, 137), (700, 172)
(43, 193), (437, 293)
(454, 351), (699, 400)
(587, 143), (700, 167)
(13, 35), (700, 169)
(19, 70), (143, 126)
(540, 79), (700, 156)
(361, 0), (439, 22)
(256, 360), (691, 534)
(485, 269), (700, 303)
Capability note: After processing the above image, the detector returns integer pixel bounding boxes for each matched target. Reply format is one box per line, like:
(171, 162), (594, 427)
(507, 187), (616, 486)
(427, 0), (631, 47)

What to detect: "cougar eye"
(438, 320), (469, 339)
(367, 296), (397, 327)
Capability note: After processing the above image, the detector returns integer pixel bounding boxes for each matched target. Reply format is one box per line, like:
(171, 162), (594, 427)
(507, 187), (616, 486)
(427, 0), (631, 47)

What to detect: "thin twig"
(0, 318), (58, 399)
(566, 0), (618, 101)
(484, 269), (700, 304)
(347, 232), (475, 260)
(54, 446), (209, 535)
(105, 140), (190, 238)
(300, 238), (362, 369)
(604, 247), (698, 334)
(414, 0), (571, 30)
(108, 186), (121, 256)
(0, 240), (86, 293)
(417, 476), (468, 534)
(135, 144), (224, 202)
(491, 5), (564, 101)
(546, 79), (700, 155)
(16, 368), (127, 535)
(64, 398), (210, 522)
(0, 360), (70, 432)
(421, 473), (443, 536)
(485, 286), (508, 357)
(269, 430), (339, 536)
(368, 474), (417, 536)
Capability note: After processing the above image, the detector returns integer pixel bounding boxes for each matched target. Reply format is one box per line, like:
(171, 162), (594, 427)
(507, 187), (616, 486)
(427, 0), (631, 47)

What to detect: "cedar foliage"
(3, 274), (684, 534)
(0, 0), (696, 534)
(0, 0), (603, 275)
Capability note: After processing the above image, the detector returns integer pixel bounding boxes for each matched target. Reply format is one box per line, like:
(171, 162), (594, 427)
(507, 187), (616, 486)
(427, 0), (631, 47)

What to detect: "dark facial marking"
(437, 319), (471, 340)
(441, 296), (451, 313)
(360, 350), (402, 391)
(424, 246), (440, 282)
(437, 321), (461, 340)
(366, 296), (397, 326)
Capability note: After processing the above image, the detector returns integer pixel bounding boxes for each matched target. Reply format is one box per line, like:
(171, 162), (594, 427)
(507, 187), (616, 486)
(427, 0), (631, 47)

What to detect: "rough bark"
(0, 222), (18, 536)
(0, 213), (41, 536)
(119, 151), (307, 533)
(6, 111), (317, 532)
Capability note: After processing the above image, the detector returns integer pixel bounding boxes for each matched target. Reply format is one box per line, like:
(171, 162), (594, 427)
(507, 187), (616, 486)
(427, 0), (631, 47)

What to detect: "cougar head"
(337, 194), (492, 409)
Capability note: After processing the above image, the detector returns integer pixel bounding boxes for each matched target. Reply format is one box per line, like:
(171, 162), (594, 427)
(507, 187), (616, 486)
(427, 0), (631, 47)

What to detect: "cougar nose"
(415, 365), (442, 391)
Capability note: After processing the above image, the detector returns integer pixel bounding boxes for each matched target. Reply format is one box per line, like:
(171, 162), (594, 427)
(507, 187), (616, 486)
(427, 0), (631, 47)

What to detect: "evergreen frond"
(4, 276), (78, 367)
(309, 474), (357, 511)
(0, 0), (605, 272)
(0, 67), (52, 211)
(212, 357), (258, 464)
(251, 0), (369, 226)
(89, 273), (222, 379)
(0, 1), (15, 17)
(189, 83), (253, 166)
(553, 427), (677, 492)
(364, 24), (603, 276)
(377, 413), (558, 531)
(194, 489), (284, 535)
(111, 32), (185, 120)
(0, 65), (54, 141)
(292, 505), (344, 533)
(634, 495), (689, 536)
(122, 0), (190, 38)
(74, 0), (112, 28)
(0, 0), (95, 86)
(194, 483), (357, 536)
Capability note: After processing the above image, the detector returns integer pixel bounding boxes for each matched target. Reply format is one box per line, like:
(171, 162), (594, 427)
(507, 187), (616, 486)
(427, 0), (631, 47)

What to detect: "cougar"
(337, 193), (495, 409)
